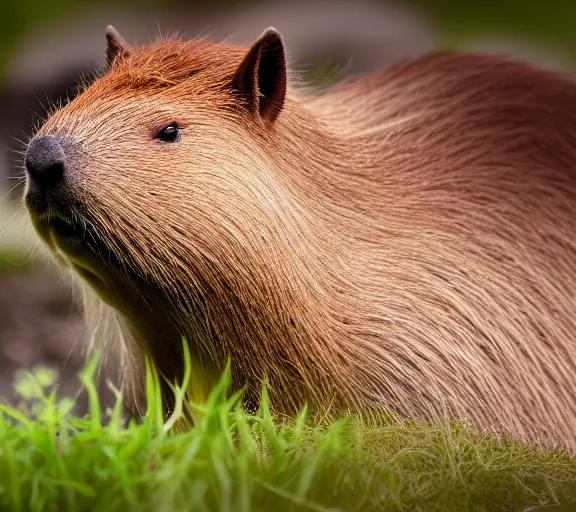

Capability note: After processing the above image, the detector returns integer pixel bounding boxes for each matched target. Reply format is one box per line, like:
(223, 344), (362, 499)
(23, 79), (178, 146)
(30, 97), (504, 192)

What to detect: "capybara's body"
(24, 28), (576, 451)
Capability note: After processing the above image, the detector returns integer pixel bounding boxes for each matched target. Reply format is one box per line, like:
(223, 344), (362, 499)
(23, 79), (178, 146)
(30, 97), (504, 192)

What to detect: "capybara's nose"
(25, 135), (67, 188)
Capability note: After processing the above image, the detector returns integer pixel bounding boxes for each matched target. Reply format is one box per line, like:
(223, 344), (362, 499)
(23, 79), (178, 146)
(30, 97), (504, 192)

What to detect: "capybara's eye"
(156, 123), (180, 143)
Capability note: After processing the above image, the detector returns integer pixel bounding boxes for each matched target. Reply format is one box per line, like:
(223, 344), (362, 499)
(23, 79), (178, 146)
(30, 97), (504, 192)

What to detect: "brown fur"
(26, 31), (576, 452)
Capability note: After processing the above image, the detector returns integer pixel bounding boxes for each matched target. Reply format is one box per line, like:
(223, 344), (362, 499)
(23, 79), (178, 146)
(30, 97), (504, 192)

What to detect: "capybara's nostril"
(25, 135), (67, 188)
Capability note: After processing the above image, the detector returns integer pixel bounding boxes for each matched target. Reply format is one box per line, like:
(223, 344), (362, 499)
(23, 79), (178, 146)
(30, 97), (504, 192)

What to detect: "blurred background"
(1, 0), (575, 409)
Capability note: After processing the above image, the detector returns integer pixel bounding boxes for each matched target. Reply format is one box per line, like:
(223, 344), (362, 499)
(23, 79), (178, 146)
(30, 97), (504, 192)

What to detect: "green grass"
(1, 345), (576, 512)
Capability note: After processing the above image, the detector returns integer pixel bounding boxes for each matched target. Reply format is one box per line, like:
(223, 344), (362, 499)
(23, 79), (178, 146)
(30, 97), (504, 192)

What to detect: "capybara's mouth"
(49, 216), (92, 248)
(34, 214), (118, 289)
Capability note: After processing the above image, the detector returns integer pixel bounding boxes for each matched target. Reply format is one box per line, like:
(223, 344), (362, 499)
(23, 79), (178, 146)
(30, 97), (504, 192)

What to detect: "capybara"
(23, 26), (576, 451)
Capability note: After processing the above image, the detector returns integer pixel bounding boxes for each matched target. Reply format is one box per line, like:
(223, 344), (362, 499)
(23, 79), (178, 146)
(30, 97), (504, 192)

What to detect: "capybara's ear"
(105, 25), (132, 69)
(232, 28), (287, 124)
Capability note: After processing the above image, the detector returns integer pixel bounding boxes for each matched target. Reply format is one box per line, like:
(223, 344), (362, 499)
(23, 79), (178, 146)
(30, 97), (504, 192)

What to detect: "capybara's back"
(23, 27), (576, 451)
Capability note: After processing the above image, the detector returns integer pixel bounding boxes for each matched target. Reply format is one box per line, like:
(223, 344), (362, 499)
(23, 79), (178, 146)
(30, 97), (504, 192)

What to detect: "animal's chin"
(33, 215), (118, 299)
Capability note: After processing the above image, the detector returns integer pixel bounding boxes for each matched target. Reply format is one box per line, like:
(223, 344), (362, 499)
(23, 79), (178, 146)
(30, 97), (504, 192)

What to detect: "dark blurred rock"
(7, 0), (435, 86)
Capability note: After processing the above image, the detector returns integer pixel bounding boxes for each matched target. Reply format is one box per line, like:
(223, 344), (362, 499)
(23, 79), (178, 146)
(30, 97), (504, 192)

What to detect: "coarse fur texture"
(24, 28), (576, 452)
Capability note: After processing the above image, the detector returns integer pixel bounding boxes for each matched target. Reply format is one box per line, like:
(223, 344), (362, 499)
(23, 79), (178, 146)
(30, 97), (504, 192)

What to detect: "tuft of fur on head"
(24, 28), (576, 453)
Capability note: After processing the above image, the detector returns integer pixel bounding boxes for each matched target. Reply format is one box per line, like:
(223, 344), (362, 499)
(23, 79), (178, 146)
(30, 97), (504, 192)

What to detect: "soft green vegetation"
(0, 247), (29, 275)
(0, 204), (30, 275)
(0, 344), (575, 512)
(0, 239), (31, 275)
(406, 0), (576, 66)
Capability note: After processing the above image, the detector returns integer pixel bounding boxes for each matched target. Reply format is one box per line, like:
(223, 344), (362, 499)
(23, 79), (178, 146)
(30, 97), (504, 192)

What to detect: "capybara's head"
(23, 27), (335, 410)
(25, 26), (289, 305)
